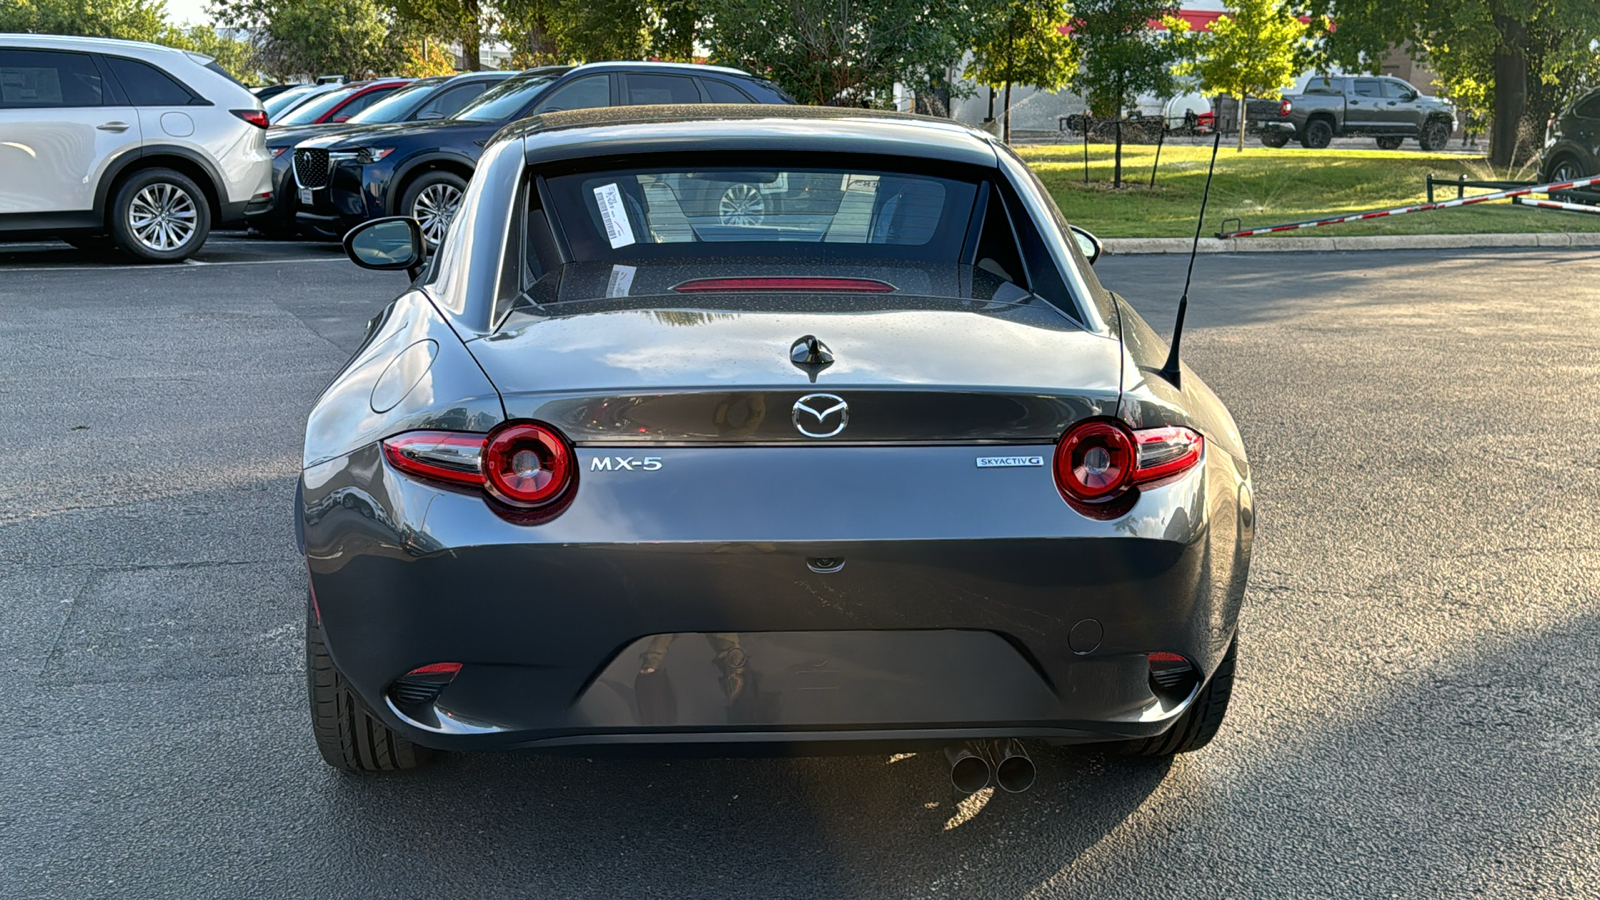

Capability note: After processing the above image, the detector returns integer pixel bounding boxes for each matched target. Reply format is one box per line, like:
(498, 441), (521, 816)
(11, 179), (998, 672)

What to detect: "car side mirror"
(1069, 225), (1103, 265)
(1403, 91), (1418, 102)
(344, 216), (425, 278)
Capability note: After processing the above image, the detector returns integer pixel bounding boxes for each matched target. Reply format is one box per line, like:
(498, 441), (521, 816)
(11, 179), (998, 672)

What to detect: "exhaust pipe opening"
(944, 743), (992, 794)
(984, 739), (1036, 794)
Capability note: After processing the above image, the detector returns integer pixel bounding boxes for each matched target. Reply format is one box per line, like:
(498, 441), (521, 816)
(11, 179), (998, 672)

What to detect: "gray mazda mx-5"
(298, 105), (1254, 789)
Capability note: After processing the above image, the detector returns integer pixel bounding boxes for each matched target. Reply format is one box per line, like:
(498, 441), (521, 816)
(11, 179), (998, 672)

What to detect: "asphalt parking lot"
(1, 237), (1596, 899)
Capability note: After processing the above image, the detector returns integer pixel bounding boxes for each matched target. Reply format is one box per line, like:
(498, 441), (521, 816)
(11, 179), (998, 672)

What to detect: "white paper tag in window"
(606, 264), (636, 298)
(593, 183), (636, 249)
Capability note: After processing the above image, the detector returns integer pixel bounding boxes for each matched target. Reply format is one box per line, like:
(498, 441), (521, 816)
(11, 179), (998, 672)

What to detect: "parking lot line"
(1, 256), (346, 274)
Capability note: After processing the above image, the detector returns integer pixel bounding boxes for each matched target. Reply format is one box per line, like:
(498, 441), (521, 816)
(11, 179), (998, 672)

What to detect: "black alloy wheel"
(1419, 119), (1452, 152)
(1301, 119), (1333, 149)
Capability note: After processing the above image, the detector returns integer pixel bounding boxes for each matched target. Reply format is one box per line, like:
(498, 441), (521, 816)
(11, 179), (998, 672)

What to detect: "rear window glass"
(545, 166), (973, 260)
(105, 57), (196, 106)
(1302, 77), (1342, 95)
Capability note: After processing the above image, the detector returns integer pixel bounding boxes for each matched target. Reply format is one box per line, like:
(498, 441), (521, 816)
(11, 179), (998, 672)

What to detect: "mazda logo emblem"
(792, 393), (849, 438)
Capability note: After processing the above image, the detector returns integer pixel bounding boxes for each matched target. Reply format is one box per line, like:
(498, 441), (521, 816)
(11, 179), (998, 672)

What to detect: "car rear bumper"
(301, 442), (1251, 752)
(1260, 121), (1296, 135)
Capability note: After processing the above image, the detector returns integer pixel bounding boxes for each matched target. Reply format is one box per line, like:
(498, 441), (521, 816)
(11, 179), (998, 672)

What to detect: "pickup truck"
(1258, 75), (1458, 151)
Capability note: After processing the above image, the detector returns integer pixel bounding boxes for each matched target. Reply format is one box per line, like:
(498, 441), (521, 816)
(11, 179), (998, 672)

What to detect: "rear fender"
(302, 289), (504, 469)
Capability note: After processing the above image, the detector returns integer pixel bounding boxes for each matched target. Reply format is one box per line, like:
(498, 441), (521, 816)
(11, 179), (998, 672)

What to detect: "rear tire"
(306, 594), (435, 772)
(110, 168), (211, 262)
(1300, 119), (1333, 149)
(1376, 137), (1404, 150)
(1259, 131), (1290, 149)
(1418, 119), (1452, 151)
(1122, 636), (1237, 757)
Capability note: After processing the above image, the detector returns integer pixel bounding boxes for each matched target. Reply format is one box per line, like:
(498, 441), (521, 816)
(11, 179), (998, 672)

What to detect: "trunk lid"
(466, 293), (1122, 444)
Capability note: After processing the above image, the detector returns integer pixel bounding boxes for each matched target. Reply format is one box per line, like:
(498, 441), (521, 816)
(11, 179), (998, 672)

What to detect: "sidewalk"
(1104, 232), (1600, 255)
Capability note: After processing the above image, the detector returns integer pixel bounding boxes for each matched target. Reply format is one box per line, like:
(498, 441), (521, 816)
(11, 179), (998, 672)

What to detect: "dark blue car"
(292, 62), (794, 244)
(248, 71), (514, 238)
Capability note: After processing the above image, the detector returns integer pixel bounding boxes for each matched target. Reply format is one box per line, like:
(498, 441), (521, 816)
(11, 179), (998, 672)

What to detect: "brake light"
(232, 108), (269, 128)
(1054, 421), (1204, 504)
(1279, 99), (1292, 117)
(673, 277), (895, 293)
(381, 422), (576, 512)
(483, 422), (573, 508)
(1055, 421), (1135, 501)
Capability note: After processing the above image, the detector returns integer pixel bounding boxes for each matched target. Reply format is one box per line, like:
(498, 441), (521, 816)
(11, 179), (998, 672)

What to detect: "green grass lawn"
(1019, 143), (1600, 239)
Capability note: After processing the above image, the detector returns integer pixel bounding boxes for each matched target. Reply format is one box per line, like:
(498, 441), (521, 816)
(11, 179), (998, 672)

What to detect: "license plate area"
(298, 187), (313, 205)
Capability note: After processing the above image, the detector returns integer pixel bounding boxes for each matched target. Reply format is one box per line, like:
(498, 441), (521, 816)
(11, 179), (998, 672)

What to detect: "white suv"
(0, 35), (273, 261)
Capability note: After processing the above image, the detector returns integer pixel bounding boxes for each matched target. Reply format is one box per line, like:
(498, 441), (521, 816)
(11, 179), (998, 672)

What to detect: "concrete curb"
(1103, 233), (1600, 254)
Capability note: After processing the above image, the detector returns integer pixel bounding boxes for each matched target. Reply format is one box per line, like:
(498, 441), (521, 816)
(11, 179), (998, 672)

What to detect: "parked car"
(251, 82), (303, 102)
(1541, 86), (1600, 183)
(271, 78), (411, 128)
(0, 34), (272, 261)
(262, 81), (343, 121)
(305, 104), (1253, 776)
(248, 71), (514, 238)
(1259, 75), (1457, 150)
(292, 61), (794, 245)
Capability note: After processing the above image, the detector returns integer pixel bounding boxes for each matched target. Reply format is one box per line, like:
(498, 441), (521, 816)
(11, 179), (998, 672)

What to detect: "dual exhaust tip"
(945, 739), (1036, 794)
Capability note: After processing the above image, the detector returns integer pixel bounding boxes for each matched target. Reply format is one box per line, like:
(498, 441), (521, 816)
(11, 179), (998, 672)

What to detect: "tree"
(1302, 0), (1600, 167)
(209, 0), (407, 80)
(1072, 0), (1189, 184)
(1190, 0), (1305, 150)
(0, 0), (168, 40)
(968, 0), (1078, 141)
(703, 0), (991, 107)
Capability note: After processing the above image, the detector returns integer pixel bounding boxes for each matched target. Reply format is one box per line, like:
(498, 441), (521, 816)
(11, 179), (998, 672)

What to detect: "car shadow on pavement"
(315, 742), (1171, 897)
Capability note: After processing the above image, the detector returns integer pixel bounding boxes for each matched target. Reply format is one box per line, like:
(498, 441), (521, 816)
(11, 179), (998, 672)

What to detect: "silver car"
(0, 34), (273, 260)
(300, 106), (1254, 792)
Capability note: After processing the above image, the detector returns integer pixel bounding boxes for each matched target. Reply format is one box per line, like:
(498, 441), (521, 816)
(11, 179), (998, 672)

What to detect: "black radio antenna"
(1157, 128), (1222, 387)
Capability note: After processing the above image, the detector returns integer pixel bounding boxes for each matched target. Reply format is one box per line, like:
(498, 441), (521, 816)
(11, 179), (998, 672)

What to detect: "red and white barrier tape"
(1513, 197), (1600, 215)
(1217, 174), (1600, 238)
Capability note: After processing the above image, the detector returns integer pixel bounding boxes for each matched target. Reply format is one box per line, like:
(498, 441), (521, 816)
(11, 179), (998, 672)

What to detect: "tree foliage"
(209, 0), (408, 80)
(1071, 0), (1187, 117)
(1189, 0), (1306, 149)
(703, 0), (991, 107)
(967, 0), (1077, 138)
(1301, 0), (1600, 166)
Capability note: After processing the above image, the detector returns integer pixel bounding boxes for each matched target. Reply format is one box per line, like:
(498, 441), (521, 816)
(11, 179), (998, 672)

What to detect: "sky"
(166, 0), (211, 25)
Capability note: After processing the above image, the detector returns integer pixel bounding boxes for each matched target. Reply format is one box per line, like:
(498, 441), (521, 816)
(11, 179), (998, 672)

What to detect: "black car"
(292, 62), (794, 244)
(1542, 87), (1600, 184)
(247, 71), (514, 238)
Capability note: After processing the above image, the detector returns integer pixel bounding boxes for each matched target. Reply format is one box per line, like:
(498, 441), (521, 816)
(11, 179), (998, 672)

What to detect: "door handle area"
(97, 122), (130, 132)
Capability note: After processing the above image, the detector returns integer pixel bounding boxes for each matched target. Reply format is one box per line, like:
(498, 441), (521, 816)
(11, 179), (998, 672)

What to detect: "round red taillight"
(483, 422), (572, 508)
(1055, 420), (1136, 502)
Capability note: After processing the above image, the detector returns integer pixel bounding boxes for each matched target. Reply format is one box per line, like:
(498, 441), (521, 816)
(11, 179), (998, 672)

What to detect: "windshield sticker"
(606, 264), (636, 298)
(593, 183), (636, 249)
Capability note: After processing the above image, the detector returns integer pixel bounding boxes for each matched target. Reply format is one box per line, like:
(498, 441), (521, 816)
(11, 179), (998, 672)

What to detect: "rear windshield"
(1302, 77), (1343, 95)
(544, 166), (976, 261)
